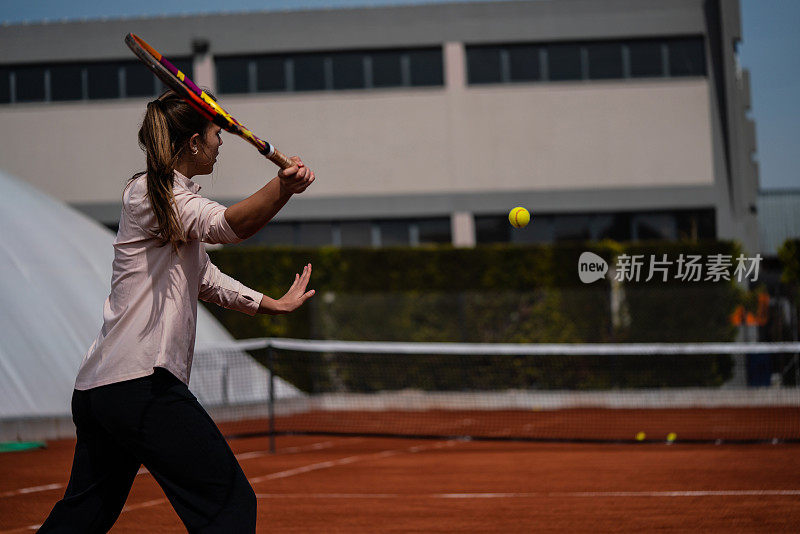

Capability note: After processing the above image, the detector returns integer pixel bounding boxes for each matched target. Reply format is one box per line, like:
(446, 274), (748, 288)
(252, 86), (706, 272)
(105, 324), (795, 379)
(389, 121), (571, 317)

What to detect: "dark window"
(628, 40), (664, 78)
(252, 222), (295, 246)
(467, 46), (503, 84)
(297, 222), (333, 246)
(379, 220), (410, 246)
(587, 42), (623, 79)
(508, 44), (540, 82)
(668, 38), (705, 77)
(256, 56), (285, 92)
(123, 61), (155, 97)
(676, 209), (715, 240)
(15, 66), (46, 102)
(332, 52), (365, 90)
(216, 57), (250, 94)
(553, 215), (591, 242)
(408, 48), (443, 86)
(475, 216), (510, 243)
(632, 213), (677, 241)
(593, 213), (632, 241)
(371, 50), (403, 88)
(697, 210), (716, 239)
(171, 59), (194, 82)
(547, 43), (582, 81)
(0, 68), (9, 103)
(340, 221), (373, 247)
(512, 215), (553, 244)
(86, 62), (119, 99)
(49, 64), (83, 101)
(294, 53), (326, 91)
(417, 218), (451, 244)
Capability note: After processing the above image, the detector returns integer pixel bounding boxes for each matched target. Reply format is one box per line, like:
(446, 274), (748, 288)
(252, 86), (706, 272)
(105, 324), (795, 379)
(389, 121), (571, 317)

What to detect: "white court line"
(7, 486), (797, 534)
(237, 440), (340, 460)
(0, 491), (172, 532)
(249, 440), (457, 484)
(0, 439), (356, 499)
(555, 490), (800, 498)
(275, 438), (363, 454)
(236, 438), (363, 460)
(0, 437), (384, 532)
(121, 497), (168, 512)
(0, 483), (64, 499)
(5, 487), (798, 533)
(1, 437), (412, 534)
(134, 439), (357, 474)
(0, 526), (40, 533)
(254, 490), (800, 499)
(36, 438), (451, 524)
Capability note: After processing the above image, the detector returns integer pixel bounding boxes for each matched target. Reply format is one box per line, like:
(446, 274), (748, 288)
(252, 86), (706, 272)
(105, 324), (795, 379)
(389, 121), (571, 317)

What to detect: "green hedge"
(207, 243), (616, 343)
(262, 351), (735, 393)
(207, 241), (743, 389)
(779, 239), (800, 287)
(619, 241), (741, 343)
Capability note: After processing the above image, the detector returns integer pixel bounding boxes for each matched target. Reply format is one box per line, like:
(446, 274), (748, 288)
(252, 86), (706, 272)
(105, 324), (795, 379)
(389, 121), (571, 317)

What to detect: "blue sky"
(738, 0), (799, 190)
(1, 0), (797, 190)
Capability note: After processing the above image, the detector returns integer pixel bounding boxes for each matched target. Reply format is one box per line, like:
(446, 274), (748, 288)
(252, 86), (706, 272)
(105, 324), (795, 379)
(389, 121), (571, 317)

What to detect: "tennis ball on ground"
(635, 431), (646, 442)
(666, 432), (677, 443)
(509, 207), (530, 228)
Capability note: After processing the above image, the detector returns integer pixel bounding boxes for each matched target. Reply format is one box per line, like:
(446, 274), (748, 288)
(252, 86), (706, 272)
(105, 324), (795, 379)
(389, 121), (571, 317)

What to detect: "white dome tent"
(0, 170), (300, 441)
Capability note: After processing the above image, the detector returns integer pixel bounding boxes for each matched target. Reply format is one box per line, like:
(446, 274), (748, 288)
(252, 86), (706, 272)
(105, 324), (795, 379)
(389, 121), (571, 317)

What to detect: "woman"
(39, 90), (315, 533)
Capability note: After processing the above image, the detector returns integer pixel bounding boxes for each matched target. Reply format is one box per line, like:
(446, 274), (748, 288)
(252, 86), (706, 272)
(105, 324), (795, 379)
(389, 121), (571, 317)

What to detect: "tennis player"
(38, 90), (314, 533)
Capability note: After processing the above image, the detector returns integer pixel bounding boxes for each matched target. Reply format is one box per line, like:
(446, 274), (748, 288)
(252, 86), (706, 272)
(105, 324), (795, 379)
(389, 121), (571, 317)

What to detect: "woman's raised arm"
(224, 156), (315, 240)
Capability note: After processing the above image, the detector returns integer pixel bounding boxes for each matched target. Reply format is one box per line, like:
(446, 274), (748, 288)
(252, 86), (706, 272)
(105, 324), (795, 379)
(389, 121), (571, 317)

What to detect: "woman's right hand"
(258, 263), (315, 315)
(278, 156), (315, 195)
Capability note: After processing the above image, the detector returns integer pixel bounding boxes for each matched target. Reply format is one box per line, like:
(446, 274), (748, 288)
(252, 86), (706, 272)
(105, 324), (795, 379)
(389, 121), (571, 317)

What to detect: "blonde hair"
(135, 90), (211, 251)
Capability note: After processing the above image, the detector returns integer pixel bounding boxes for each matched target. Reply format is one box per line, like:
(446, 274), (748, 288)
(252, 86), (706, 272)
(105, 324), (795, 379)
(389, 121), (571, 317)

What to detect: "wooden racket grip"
(268, 148), (294, 170)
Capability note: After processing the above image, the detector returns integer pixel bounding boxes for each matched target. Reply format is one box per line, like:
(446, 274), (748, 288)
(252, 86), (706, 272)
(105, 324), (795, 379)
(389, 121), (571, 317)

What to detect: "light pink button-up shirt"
(75, 171), (263, 390)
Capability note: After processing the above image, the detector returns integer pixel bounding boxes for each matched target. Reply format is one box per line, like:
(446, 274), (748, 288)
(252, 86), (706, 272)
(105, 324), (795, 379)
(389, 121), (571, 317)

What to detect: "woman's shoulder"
(122, 174), (156, 234)
(123, 174), (149, 206)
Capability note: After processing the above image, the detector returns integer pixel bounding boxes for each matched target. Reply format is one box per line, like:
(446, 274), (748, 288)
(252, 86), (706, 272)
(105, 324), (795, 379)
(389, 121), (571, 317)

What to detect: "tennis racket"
(125, 33), (293, 169)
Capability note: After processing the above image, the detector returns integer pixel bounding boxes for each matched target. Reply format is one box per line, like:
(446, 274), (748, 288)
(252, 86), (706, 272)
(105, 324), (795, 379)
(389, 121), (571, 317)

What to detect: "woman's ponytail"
(135, 91), (211, 252)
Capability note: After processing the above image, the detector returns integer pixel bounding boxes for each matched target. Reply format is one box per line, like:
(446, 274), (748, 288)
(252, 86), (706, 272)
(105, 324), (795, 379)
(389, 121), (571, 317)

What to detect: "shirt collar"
(173, 170), (202, 194)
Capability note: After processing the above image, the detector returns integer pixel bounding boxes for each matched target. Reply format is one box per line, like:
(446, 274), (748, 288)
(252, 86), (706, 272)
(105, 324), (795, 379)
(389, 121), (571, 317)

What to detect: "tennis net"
(191, 339), (800, 448)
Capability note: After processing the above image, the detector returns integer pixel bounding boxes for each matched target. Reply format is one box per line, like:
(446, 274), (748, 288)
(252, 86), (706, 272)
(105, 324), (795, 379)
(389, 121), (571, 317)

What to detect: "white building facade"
(0, 0), (759, 250)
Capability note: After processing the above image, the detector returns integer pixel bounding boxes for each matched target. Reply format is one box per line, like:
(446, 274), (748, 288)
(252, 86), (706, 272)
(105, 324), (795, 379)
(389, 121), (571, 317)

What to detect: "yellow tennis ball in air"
(509, 207), (530, 228)
(667, 432), (677, 443)
(635, 431), (646, 442)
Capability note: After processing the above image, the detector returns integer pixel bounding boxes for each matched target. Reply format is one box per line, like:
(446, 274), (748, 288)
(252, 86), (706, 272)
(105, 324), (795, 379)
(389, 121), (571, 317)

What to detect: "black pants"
(38, 368), (256, 533)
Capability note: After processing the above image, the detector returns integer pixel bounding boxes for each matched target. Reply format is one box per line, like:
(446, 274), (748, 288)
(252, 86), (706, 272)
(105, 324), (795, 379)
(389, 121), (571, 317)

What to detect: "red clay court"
(2, 434), (799, 533)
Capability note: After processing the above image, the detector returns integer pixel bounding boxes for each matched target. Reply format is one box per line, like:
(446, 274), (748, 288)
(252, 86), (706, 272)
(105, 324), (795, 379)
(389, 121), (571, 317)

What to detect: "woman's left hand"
(258, 263), (315, 314)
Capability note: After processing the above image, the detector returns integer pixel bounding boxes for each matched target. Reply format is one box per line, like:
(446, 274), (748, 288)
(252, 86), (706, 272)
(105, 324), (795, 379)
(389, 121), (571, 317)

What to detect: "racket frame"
(125, 33), (293, 169)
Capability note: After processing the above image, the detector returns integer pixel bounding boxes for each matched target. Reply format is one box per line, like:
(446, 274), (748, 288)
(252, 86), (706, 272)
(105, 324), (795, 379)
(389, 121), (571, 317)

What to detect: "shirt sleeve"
(173, 187), (242, 245)
(198, 253), (263, 315)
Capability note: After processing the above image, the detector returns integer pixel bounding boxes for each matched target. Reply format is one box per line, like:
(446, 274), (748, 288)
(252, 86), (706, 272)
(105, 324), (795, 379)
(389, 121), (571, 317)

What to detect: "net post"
(267, 343), (276, 454)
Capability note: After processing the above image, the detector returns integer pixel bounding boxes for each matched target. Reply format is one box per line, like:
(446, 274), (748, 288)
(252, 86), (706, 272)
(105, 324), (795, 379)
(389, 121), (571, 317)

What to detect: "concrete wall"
(0, 0), (705, 63)
(0, 77), (714, 204)
(0, 0), (758, 249)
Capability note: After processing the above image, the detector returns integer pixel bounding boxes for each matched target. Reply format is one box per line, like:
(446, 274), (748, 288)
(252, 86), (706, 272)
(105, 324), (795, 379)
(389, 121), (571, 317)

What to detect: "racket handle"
(268, 148), (294, 170)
